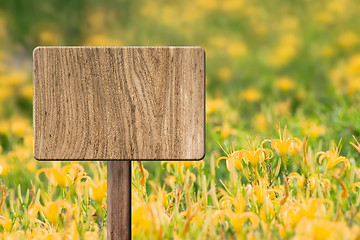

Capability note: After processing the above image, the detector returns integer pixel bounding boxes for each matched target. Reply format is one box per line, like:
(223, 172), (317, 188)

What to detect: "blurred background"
(1, 0), (360, 238)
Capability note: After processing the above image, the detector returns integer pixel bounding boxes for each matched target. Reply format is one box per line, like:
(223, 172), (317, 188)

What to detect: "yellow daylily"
(260, 204), (276, 221)
(161, 160), (204, 172)
(275, 76), (296, 92)
(288, 172), (306, 189)
(262, 124), (302, 158)
(131, 204), (153, 237)
(315, 143), (349, 173)
(88, 179), (107, 205)
(0, 216), (12, 232)
(28, 200), (72, 225)
(36, 163), (86, 188)
(138, 161), (149, 186)
(214, 122), (237, 139)
(219, 192), (246, 213)
(295, 198), (331, 220)
(238, 148), (273, 167)
(226, 211), (259, 234)
(280, 204), (304, 228)
(161, 161), (204, 182)
(239, 88), (262, 102)
(252, 181), (283, 204)
(308, 174), (331, 193)
(217, 151), (243, 171)
(206, 98), (223, 114)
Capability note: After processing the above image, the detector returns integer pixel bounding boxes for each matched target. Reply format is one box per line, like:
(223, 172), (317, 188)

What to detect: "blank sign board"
(33, 47), (205, 160)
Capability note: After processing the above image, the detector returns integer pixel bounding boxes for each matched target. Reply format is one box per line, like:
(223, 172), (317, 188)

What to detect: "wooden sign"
(33, 47), (205, 160)
(33, 46), (205, 240)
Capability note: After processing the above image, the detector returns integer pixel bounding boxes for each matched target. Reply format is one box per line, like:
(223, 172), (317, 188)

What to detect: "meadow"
(1, 0), (360, 239)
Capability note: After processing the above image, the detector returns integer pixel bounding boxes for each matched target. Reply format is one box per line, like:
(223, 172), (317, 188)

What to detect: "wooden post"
(107, 161), (131, 239)
(33, 46), (205, 240)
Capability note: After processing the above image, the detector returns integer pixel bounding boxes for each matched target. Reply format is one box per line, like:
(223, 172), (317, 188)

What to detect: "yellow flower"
(84, 34), (123, 46)
(38, 29), (61, 45)
(137, 161), (149, 186)
(208, 36), (227, 48)
(217, 67), (233, 82)
(307, 174), (331, 193)
(262, 124), (301, 158)
(280, 16), (299, 31)
(345, 54), (360, 77)
(253, 113), (268, 132)
(196, 0), (218, 10)
(280, 204), (304, 228)
(226, 41), (247, 58)
(20, 83), (33, 100)
(268, 34), (300, 68)
(226, 211), (259, 234)
(149, 188), (169, 209)
(294, 219), (349, 240)
(214, 122), (237, 139)
(309, 125), (326, 139)
(84, 231), (99, 240)
(347, 78), (360, 95)
(164, 175), (175, 188)
(217, 151), (243, 172)
(315, 11), (334, 24)
(132, 204), (153, 236)
(88, 179), (107, 205)
(206, 98), (223, 114)
(320, 45), (336, 59)
(295, 198), (330, 220)
(239, 148), (273, 167)
(10, 117), (31, 137)
(23, 134), (33, 147)
(274, 100), (292, 117)
(0, 87), (12, 101)
(162, 161), (204, 172)
(240, 88), (262, 102)
(275, 77), (296, 92)
(0, 216), (12, 232)
(29, 200), (72, 225)
(315, 143), (349, 172)
(161, 161), (203, 182)
(0, 121), (9, 134)
(308, 174), (318, 191)
(260, 204), (275, 221)
(0, 71), (27, 87)
(288, 172), (305, 189)
(44, 201), (62, 224)
(37, 163), (85, 188)
(65, 222), (80, 240)
(221, 0), (243, 12)
(219, 192), (245, 212)
(338, 31), (358, 49)
(288, 140), (303, 156)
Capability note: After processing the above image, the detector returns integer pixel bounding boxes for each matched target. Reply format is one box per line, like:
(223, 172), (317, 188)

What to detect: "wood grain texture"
(33, 47), (205, 160)
(107, 161), (131, 240)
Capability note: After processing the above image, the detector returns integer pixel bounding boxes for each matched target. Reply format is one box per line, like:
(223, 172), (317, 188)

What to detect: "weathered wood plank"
(33, 47), (205, 160)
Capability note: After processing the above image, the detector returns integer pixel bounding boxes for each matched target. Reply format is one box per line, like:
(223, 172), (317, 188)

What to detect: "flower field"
(1, 0), (360, 239)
